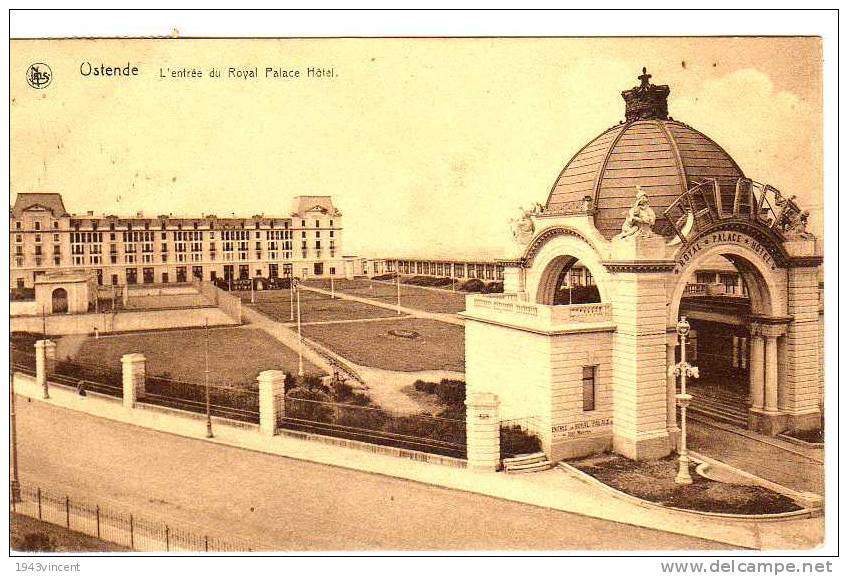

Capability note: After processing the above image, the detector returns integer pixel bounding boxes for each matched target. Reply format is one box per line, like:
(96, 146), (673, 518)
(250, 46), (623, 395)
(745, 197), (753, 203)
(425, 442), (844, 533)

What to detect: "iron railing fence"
(11, 483), (254, 552)
(278, 395), (466, 458)
(499, 416), (542, 459)
(52, 357), (124, 398)
(11, 350), (37, 376)
(141, 375), (260, 424)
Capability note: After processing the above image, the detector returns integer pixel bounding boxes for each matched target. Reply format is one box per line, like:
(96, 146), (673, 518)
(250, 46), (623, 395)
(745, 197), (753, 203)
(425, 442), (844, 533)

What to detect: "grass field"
(234, 286), (403, 323)
(11, 513), (127, 552)
(68, 326), (325, 386)
(304, 278), (469, 314)
(300, 318), (465, 372)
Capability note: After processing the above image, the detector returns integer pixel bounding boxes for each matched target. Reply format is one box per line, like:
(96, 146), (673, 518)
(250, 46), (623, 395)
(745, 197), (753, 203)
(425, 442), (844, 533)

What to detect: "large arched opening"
(668, 234), (788, 431)
(523, 227), (611, 307)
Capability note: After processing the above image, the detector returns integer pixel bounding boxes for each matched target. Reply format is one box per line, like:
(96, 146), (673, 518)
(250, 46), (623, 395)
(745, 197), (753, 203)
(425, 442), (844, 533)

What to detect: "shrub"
(414, 379), (437, 394)
(482, 282), (504, 294)
(554, 285), (601, 305)
(17, 532), (55, 552)
(435, 379), (466, 405)
(10, 288), (35, 301)
(372, 273), (397, 281)
(331, 379), (355, 402)
(459, 279), (485, 292)
(500, 425), (542, 457)
(286, 387), (334, 422)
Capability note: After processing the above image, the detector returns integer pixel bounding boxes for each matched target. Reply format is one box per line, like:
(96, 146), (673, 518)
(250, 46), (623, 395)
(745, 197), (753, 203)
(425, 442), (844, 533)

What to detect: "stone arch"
(668, 234), (788, 327)
(51, 287), (68, 314)
(523, 228), (612, 305)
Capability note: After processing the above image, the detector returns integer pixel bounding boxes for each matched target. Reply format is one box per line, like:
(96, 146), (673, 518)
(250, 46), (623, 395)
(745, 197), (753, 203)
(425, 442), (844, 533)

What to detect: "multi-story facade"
(10, 193), (345, 289)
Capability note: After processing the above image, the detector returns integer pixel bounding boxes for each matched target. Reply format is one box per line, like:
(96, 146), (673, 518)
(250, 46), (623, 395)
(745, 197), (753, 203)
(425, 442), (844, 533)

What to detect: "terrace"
(460, 293), (613, 333)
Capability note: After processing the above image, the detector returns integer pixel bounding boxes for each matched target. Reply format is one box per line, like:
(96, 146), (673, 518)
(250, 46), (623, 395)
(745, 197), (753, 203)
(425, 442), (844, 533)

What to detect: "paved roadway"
(15, 399), (729, 551)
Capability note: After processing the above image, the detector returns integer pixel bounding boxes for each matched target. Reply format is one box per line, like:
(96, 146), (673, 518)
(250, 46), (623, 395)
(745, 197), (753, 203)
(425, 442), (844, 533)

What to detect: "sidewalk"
(13, 372), (823, 551)
(688, 418), (824, 495)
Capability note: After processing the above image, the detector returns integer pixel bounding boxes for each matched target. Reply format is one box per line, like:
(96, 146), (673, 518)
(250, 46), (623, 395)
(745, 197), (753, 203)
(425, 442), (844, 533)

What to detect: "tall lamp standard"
(289, 275), (294, 321)
(204, 318), (213, 439)
(296, 280), (304, 377)
(10, 363), (21, 505)
(396, 273), (401, 315)
(669, 315), (699, 485)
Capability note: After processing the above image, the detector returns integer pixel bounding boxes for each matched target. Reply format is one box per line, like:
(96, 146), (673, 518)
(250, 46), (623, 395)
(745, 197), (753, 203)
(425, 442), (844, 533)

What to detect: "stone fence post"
(35, 340), (50, 399)
(44, 340), (57, 377)
(465, 392), (501, 471)
(121, 353), (147, 409)
(258, 370), (286, 436)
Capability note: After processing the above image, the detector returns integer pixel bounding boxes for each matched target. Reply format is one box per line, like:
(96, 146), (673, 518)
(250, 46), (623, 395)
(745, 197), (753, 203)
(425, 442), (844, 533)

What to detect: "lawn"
(304, 278), (470, 314)
(300, 318), (465, 372)
(124, 293), (211, 310)
(68, 326), (325, 386)
(11, 513), (128, 552)
(570, 453), (802, 515)
(233, 286), (403, 323)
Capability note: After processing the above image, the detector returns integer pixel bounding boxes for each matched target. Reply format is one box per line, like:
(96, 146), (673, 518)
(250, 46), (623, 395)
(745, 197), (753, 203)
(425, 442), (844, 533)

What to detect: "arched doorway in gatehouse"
(536, 255), (601, 306)
(668, 238), (788, 434)
(51, 287), (68, 314)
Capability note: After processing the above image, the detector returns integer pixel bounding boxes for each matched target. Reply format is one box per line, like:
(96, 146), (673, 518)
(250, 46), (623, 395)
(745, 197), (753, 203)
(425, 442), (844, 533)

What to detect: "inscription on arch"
(674, 230), (778, 274)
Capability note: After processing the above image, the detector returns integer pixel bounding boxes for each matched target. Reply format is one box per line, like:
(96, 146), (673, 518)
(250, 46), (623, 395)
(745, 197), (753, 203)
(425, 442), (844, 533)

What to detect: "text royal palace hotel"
(10, 193), (345, 289)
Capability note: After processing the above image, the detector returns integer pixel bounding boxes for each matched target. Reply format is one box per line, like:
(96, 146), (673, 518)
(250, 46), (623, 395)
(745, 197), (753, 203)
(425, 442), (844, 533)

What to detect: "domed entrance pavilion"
(461, 69), (823, 464)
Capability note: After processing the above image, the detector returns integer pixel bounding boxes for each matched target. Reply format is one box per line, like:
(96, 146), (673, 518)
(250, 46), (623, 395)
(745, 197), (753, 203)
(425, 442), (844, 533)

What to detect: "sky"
(10, 37), (822, 259)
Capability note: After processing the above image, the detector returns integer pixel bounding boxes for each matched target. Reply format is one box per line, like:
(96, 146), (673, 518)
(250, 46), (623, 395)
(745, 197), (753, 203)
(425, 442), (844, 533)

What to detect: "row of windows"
(13, 220), (60, 231)
(14, 233), (62, 244)
(394, 261), (504, 280)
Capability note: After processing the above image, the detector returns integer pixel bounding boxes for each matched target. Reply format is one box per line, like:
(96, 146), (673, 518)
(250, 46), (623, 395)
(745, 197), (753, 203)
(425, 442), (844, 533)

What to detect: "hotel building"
(10, 193), (345, 289)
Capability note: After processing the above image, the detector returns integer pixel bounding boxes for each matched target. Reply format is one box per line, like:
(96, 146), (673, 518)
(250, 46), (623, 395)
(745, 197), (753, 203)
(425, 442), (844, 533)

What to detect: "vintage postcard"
(7, 12), (835, 566)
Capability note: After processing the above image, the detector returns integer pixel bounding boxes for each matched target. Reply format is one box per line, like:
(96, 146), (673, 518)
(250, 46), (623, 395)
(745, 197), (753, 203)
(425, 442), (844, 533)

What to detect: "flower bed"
(570, 453), (802, 515)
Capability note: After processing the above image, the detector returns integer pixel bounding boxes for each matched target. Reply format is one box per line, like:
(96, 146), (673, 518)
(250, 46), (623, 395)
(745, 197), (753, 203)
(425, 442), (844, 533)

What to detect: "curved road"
(15, 399), (729, 551)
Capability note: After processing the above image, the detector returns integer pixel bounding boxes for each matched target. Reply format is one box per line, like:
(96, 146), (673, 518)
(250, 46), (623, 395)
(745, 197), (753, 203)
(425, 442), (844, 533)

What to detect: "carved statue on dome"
(784, 209), (816, 240)
(615, 186), (657, 240)
(510, 206), (537, 245)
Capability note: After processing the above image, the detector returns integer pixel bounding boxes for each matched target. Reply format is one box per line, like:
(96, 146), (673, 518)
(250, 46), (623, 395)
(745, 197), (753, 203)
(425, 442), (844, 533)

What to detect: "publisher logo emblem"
(26, 63), (52, 89)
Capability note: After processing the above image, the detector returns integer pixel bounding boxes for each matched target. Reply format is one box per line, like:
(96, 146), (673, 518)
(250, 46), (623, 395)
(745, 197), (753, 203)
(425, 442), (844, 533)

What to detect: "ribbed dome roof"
(545, 70), (745, 239)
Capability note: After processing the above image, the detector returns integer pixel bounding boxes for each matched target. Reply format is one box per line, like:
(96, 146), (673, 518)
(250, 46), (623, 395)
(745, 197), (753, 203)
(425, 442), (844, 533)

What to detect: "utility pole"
(10, 363), (21, 504)
(204, 318), (213, 438)
(669, 315), (699, 485)
(396, 273), (401, 315)
(296, 281), (304, 377)
(289, 276), (294, 321)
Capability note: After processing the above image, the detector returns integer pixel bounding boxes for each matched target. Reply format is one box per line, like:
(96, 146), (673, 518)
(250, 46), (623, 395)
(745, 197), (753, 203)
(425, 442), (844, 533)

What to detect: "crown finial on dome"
(621, 67), (670, 122)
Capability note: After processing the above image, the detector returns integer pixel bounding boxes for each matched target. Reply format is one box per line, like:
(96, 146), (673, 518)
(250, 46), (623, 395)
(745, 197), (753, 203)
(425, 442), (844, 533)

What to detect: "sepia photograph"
(5, 8), (838, 569)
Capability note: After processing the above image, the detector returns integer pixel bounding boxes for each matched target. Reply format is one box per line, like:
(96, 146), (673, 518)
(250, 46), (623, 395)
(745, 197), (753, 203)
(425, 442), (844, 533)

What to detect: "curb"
(556, 461), (816, 524)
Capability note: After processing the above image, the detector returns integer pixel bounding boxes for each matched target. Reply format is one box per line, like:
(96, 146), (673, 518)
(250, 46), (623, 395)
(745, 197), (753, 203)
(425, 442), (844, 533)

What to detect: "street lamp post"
(669, 315), (699, 485)
(10, 364), (21, 505)
(396, 273), (401, 315)
(296, 281), (304, 377)
(289, 276), (294, 321)
(204, 318), (213, 439)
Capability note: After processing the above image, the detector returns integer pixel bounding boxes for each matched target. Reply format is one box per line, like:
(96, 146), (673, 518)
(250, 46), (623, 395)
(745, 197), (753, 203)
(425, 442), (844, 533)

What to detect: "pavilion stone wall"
(610, 271), (671, 460)
(465, 316), (616, 463)
(783, 266), (823, 430)
(465, 319), (551, 435)
(548, 328), (615, 461)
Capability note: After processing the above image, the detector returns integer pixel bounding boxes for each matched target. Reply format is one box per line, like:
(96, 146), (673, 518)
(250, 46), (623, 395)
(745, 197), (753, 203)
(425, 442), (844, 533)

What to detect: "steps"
(502, 452), (552, 474)
(687, 386), (749, 428)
